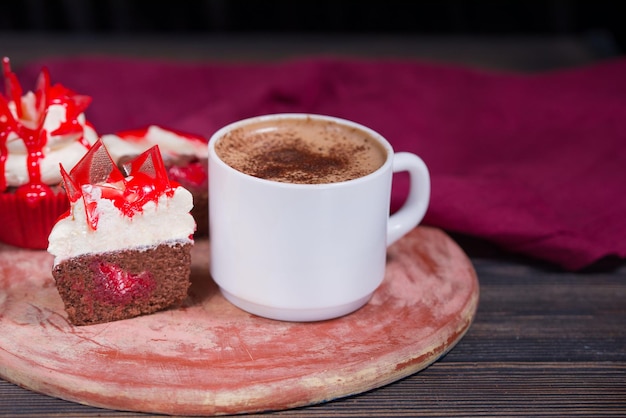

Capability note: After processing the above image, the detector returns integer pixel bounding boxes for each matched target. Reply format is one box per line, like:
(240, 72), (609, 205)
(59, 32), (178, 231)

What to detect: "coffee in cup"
(214, 117), (387, 184)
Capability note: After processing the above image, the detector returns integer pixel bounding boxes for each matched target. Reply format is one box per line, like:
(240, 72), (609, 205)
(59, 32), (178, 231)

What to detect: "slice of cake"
(47, 139), (196, 326)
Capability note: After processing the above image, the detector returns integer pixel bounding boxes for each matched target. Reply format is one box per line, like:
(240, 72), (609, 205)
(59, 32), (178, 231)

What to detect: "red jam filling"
(60, 139), (177, 230)
(0, 57), (93, 195)
(90, 260), (156, 304)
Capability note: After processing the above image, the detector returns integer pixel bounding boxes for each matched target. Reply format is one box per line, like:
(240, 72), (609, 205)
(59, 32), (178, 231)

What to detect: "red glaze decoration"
(60, 140), (176, 230)
(0, 105), (14, 192)
(47, 84), (92, 149)
(167, 162), (207, 188)
(2, 57), (23, 119)
(14, 182), (55, 207)
(91, 260), (156, 304)
(0, 57), (93, 194)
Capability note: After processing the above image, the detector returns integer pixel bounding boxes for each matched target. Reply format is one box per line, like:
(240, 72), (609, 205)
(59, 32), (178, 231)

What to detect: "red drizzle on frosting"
(0, 57), (93, 198)
(117, 125), (208, 145)
(60, 140), (177, 230)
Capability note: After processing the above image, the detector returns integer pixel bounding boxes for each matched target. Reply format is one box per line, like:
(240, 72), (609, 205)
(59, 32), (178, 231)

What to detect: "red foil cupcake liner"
(0, 189), (69, 250)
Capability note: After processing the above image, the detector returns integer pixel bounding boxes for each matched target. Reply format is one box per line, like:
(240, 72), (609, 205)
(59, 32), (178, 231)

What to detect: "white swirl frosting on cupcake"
(1, 60), (98, 189)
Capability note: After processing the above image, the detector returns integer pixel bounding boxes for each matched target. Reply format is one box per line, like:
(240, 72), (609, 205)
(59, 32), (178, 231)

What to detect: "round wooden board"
(0, 226), (478, 416)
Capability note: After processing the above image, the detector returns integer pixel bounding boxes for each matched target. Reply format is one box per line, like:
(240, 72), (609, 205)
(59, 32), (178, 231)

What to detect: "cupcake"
(0, 57), (98, 249)
(48, 140), (195, 325)
(102, 125), (209, 236)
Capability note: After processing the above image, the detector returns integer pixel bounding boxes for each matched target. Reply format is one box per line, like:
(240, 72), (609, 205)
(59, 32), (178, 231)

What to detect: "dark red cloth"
(15, 56), (626, 270)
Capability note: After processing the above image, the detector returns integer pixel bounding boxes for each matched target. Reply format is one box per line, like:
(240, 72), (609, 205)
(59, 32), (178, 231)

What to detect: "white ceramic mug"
(208, 114), (430, 321)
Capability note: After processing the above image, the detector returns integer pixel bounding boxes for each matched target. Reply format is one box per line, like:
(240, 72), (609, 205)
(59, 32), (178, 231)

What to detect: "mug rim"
(208, 113), (395, 189)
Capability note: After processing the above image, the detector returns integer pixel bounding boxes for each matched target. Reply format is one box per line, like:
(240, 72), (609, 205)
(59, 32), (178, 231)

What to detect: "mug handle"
(387, 152), (431, 246)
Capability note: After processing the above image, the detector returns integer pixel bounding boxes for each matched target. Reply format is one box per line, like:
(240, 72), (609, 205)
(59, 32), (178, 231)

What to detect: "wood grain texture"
(0, 226), (478, 416)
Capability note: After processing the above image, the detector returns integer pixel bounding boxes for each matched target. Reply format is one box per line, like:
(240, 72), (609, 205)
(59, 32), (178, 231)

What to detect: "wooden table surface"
(1, 33), (625, 417)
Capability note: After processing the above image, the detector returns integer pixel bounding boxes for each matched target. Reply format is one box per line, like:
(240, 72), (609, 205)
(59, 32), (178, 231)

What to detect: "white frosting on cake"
(47, 186), (195, 265)
(3, 92), (98, 187)
(101, 125), (208, 163)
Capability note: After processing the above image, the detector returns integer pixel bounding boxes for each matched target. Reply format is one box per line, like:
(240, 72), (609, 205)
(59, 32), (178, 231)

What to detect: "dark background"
(1, 0), (624, 55)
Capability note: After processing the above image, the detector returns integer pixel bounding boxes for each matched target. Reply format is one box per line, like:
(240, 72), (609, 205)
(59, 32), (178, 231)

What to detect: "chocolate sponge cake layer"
(52, 242), (192, 326)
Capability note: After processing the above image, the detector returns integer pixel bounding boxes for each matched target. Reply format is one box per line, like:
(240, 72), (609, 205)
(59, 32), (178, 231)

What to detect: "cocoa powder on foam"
(215, 118), (387, 184)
